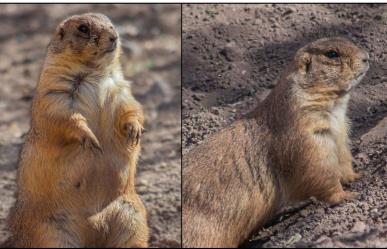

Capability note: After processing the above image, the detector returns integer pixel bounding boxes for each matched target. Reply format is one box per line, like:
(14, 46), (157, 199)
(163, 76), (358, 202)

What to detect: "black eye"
(325, 50), (340, 59)
(78, 24), (89, 34)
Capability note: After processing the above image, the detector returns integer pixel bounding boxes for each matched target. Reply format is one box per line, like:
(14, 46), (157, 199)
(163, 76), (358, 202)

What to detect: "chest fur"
(308, 96), (349, 156)
(69, 74), (123, 131)
(329, 95), (349, 135)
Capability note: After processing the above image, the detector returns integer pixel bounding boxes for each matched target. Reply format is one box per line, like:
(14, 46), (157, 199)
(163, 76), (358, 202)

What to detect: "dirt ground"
(183, 4), (386, 248)
(0, 4), (181, 248)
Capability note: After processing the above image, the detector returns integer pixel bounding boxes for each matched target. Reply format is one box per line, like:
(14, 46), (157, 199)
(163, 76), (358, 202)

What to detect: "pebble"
(299, 209), (308, 217)
(285, 233), (302, 245)
(351, 221), (367, 233)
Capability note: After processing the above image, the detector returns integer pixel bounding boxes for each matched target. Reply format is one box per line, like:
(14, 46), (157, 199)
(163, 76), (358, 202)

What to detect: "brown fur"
(182, 37), (369, 248)
(9, 13), (149, 248)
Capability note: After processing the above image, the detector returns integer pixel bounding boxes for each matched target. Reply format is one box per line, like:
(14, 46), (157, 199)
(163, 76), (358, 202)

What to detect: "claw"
(136, 132), (140, 145)
(122, 121), (143, 146)
(92, 141), (103, 154)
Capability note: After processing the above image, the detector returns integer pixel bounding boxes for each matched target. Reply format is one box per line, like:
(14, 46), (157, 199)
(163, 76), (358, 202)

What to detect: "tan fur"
(182, 37), (369, 248)
(9, 13), (149, 248)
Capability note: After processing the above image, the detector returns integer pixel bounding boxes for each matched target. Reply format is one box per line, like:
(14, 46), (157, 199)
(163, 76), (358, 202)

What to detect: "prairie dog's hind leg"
(337, 131), (360, 184)
(12, 220), (82, 248)
(88, 195), (149, 248)
(338, 149), (360, 184)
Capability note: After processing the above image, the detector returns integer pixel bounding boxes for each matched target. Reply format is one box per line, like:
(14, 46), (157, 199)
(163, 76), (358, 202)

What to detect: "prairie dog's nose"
(109, 35), (118, 43)
(361, 52), (370, 63)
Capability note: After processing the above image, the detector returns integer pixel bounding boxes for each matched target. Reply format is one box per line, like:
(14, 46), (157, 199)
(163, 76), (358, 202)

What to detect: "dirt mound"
(183, 4), (386, 247)
(0, 4), (181, 248)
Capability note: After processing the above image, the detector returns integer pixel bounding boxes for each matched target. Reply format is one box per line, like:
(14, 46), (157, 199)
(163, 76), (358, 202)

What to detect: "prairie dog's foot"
(88, 196), (149, 248)
(324, 191), (358, 205)
(341, 171), (361, 184)
(122, 120), (144, 146)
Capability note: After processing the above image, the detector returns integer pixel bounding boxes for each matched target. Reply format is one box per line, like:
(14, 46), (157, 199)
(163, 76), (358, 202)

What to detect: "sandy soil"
(0, 4), (181, 248)
(183, 4), (386, 247)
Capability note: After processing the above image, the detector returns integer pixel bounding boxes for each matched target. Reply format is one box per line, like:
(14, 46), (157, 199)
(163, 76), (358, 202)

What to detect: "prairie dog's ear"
(297, 51), (312, 73)
(48, 24), (66, 53)
(59, 27), (65, 40)
(55, 23), (65, 41)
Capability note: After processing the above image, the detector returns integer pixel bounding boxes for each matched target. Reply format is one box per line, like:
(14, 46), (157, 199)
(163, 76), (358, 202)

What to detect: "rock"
(351, 221), (367, 233)
(219, 47), (235, 62)
(299, 209), (309, 217)
(137, 179), (149, 187)
(286, 233), (302, 245)
(360, 117), (387, 146)
(282, 8), (294, 17)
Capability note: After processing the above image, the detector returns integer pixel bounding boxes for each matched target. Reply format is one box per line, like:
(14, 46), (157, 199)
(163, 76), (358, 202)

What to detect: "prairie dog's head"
(48, 13), (120, 67)
(292, 37), (369, 95)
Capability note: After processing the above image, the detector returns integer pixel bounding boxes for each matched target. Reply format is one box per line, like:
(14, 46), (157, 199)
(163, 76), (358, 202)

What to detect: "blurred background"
(0, 4), (181, 248)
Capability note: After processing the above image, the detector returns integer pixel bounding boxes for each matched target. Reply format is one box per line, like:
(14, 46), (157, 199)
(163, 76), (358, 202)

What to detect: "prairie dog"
(9, 13), (149, 247)
(183, 37), (369, 248)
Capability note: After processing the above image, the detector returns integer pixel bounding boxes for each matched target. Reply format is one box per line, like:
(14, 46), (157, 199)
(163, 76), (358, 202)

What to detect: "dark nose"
(362, 52), (370, 63)
(109, 36), (117, 43)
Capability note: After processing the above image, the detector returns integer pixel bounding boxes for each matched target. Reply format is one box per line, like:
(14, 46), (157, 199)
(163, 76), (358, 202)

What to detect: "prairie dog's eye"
(78, 24), (90, 34)
(325, 50), (340, 59)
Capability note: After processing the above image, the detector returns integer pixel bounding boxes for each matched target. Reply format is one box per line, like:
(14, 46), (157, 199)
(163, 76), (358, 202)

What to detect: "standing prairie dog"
(183, 37), (369, 248)
(9, 13), (149, 247)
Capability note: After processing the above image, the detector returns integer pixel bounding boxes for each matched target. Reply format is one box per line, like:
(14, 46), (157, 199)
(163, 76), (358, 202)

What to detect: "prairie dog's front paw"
(70, 114), (102, 153)
(77, 124), (102, 153)
(122, 120), (144, 146)
(80, 129), (102, 153)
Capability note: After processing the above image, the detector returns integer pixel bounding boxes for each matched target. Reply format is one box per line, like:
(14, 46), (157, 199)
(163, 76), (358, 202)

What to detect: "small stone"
(299, 209), (308, 217)
(286, 233), (302, 245)
(351, 221), (367, 233)
(315, 208), (325, 215)
(137, 179), (148, 187)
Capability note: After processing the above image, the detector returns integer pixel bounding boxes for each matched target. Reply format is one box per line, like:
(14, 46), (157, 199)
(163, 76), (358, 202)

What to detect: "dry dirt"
(0, 4), (181, 248)
(183, 4), (386, 248)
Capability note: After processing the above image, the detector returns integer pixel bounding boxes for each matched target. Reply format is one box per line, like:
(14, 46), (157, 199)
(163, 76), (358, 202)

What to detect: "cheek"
(324, 64), (345, 81)
(82, 43), (99, 56)
(313, 66), (336, 82)
(99, 36), (110, 48)
(336, 68), (354, 90)
(341, 65), (354, 81)
(313, 66), (345, 91)
(70, 38), (89, 54)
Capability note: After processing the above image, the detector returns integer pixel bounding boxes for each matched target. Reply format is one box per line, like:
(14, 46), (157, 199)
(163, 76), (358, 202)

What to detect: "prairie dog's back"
(183, 118), (280, 247)
(182, 37), (369, 248)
